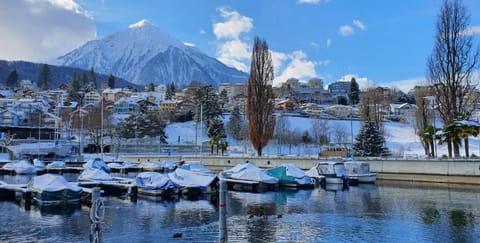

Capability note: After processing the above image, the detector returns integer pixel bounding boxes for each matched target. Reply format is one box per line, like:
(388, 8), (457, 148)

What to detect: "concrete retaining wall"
(118, 154), (480, 184)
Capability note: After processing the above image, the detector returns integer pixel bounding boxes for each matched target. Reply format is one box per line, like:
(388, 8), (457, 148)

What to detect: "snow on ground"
(164, 115), (480, 158)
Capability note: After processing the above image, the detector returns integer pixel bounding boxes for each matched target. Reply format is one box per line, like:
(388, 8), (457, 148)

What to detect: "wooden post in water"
(219, 178), (227, 242)
(129, 185), (138, 203)
(24, 189), (32, 211)
(90, 187), (103, 243)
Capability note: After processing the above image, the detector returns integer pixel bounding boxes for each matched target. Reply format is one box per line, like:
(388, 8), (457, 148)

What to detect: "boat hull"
(32, 189), (82, 204)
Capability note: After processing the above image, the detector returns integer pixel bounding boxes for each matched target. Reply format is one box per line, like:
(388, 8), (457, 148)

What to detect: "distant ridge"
(0, 60), (135, 89)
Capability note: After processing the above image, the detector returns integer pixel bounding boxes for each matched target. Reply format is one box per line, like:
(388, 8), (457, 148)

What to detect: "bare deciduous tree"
(247, 37), (276, 156)
(427, 0), (479, 158)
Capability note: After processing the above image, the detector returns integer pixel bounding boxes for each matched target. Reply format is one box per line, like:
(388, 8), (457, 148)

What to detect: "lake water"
(0, 174), (479, 242)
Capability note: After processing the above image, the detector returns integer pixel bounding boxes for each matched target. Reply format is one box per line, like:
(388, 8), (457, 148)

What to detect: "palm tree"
(453, 120), (480, 158)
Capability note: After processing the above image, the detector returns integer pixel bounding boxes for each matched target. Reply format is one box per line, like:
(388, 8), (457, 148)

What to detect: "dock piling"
(129, 185), (138, 203)
(24, 189), (32, 211)
(219, 178), (227, 243)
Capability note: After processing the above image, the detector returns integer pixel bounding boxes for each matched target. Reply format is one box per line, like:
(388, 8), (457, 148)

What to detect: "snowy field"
(165, 115), (480, 158)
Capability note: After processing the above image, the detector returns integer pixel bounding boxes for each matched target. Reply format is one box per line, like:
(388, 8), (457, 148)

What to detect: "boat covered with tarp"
(134, 172), (179, 197)
(2, 160), (37, 174)
(222, 163), (279, 192)
(83, 158), (110, 172)
(266, 163), (314, 188)
(28, 174), (82, 204)
(168, 167), (218, 194)
(315, 161), (348, 185)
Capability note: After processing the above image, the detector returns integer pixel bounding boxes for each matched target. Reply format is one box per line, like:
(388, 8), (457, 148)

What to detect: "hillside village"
(0, 71), (426, 154)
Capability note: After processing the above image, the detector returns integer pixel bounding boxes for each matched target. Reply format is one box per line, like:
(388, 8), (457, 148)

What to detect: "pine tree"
(193, 85), (222, 123)
(207, 117), (226, 154)
(5, 70), (18, 88)
(38, 64), (51, 90)
(107, 74), (115, 89)
(68, 73), (83, 102)
(353, 121), (390, 157)
(165, 82), (176, 100)
(348, 77), (360, 105)
(228, 106), (247, 141)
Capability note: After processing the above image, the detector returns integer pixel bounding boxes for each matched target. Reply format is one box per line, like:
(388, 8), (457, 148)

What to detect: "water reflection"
(0, 180), (479, 242)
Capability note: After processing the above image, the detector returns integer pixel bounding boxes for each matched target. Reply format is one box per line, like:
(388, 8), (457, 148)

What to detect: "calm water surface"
(0, 174), (479, 242)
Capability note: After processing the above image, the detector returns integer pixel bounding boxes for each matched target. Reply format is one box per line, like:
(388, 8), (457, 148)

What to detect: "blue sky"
(1, 0), (479, 91)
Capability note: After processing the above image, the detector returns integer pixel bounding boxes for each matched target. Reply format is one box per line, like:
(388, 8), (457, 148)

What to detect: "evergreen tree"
(219, 89), (228, 109)
(38, 64), (51, 90)
(107, 74), (115, 89)
(338, 96), (348, 105)
(145, 83), (155, 92)
(5, 70), (18, 88)
(89, 68), (97, 90)
(165, 82), (176, 100)
(228, 106), (247, 141)
(118, 112), (167, 142)
(348, 77), (360, 105)
(68, 73), (83, 102)
(353, 121), (390, 157)
(193, 85), (222, 123)
(207, 117), (226, 154)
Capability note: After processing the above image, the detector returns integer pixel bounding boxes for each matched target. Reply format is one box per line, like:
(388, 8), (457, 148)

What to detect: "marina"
(0, 176), (479, 242)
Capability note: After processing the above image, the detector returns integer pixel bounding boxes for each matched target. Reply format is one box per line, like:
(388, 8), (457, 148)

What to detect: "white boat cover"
(33, 159), (45, 169)
(180, 163), (215, 175)
(317, 162), (347, 177)
(161, 160), (176, 170)
(29, 174), (82, 192)
(223, 163), (279, 184)
(46, 161), (66, 169)
(139, 161), (162, 170)
(135, 172), (177, 190)
(7, 142), (73, 157)
(283, 163), (307, 178)
(83, 158), (110, 172)
(344, 161), (371, 175)
(79, 166), (113, 181)
(108, 160), (138, 169)
(168, 168), (217, 188)
(2, 160), (37, 174)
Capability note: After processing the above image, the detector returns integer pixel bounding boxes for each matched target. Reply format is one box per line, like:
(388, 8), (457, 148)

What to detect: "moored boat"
(135, 172), (179, 198)
(222, 163), (279, 193)
(2, 160), (38, 175)
(315, 161), (349, 186)
(266, 163), (314, 188)
(168, 167), (218, 195)
(28, 174), (82, 204)
(344, 160), (377, 183)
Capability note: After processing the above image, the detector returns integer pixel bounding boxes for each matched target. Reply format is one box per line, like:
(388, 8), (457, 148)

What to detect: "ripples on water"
(0, 175), (479, 242)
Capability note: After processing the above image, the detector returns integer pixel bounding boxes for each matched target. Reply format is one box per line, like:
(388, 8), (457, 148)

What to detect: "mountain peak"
(128, 19), (151, 29)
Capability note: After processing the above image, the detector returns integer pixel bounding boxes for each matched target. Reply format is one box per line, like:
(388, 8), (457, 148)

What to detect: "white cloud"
(271, 51), (288, 73)
(337, 74), (375, 90)
(462, 25), (480, 36)
(381, 77), (427, 93)
(200, 29), (207, 35)
(339, 25), (354, 37)
(217, 40), (251, 72)
(353, 19), (366, 30)
(213, 7), (253, 40)
(273, 50), (319, 86)
(326, 38), (332, 47)
(183, 42), (195, 47)
(213, 7), (253, 72)
(0, 0), (96, 62)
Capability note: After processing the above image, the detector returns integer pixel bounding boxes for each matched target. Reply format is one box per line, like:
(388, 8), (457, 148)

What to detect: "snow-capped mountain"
(56, 19), (248, 86)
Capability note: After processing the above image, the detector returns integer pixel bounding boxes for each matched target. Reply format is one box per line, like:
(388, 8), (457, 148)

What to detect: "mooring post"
(219, 176), (227, 243)
(24, 189), (31, 211)
(129, 185), (138, 203)
(90, 187), (103, 243)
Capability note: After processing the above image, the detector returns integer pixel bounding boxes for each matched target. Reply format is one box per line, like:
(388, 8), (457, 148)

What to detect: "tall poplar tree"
(246, 36), (276, 156)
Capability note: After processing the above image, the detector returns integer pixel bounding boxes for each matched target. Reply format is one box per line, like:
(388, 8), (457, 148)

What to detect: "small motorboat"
(168, 167), (218, 195)
(2, 160), (37, 175)
(138, 161), (162, 171)
(28, 174), (82, 204)
(222, 163), (279, 193)
(315, 161), (349, 186)
(79, 158), (112, 181)
(83, 158), (110, 173)
(266, 163), (314, 188)
(344, 160), (377, 183)
(135, 172), (179, 197)
(160, 160), (177, 172)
